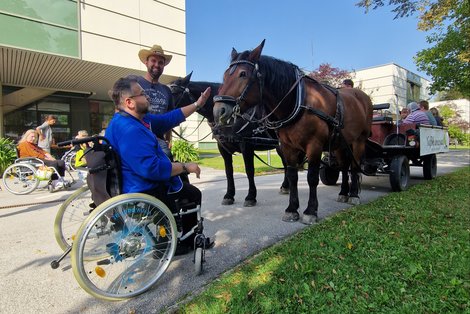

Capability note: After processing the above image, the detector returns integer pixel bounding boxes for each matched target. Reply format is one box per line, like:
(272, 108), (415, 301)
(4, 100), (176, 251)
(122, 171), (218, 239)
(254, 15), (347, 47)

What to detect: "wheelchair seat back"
(85, 140), (122, 207)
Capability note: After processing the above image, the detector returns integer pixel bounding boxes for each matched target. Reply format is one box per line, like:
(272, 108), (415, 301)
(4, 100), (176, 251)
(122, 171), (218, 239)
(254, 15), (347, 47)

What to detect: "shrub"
(171, 140), (199, 162)
(0, 138), (17, 175)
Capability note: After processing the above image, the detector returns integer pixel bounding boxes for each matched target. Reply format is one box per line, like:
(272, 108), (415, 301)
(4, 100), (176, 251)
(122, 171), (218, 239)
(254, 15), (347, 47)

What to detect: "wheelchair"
(2, 153), (74, 195)
(51, 136), (209, 301)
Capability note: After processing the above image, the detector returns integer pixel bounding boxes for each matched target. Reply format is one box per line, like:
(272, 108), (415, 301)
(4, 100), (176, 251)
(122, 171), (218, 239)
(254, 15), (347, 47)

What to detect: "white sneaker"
(54, 181), (64, 189)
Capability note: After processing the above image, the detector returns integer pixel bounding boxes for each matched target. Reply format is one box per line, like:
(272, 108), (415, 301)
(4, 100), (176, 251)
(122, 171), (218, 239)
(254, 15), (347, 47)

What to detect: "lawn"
(197, 149), (285, 175)
(178, 166), (470, 313)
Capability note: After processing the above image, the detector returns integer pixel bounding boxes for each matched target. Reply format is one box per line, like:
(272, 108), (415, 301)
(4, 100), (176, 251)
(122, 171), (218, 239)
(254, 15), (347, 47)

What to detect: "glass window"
(0, 0), (77, 28)
(0, 14), (78, 57)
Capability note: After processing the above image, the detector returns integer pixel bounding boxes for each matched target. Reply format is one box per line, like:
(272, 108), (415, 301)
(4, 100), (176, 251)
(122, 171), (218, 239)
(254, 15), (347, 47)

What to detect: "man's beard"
(148, 67), (162, 80)
(136, 102), (149, 115)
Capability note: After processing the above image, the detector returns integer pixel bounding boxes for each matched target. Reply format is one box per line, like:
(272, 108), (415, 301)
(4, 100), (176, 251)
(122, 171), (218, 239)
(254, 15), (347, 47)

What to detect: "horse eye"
(239, 71), (247, 78)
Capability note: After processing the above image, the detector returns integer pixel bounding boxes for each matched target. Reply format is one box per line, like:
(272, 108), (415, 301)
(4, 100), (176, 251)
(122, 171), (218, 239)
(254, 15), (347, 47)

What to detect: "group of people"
(399, 100), (444, 126)
(15, 43), (211, 253)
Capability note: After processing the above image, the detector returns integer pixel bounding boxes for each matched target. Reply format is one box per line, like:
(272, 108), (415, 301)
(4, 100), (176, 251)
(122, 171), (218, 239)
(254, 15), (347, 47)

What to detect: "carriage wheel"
(71, 193), (177, 300)
(54, 186), (93, 251)
(389, 155), (410, 191)
(319, 166), (340, 186)
(2, 163), (40, 195)
(422, 154), (437, 180)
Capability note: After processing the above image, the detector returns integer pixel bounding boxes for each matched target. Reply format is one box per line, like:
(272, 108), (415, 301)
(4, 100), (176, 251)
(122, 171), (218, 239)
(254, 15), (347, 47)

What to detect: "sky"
(185, 0), (431, 83)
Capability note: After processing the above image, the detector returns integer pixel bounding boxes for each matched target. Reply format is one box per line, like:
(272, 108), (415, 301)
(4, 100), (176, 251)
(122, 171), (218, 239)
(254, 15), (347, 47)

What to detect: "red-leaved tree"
(309, 63), (352, 87)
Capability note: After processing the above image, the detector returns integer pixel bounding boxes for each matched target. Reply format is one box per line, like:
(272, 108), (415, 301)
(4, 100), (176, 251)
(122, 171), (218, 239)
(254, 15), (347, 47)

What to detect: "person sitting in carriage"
(105, 76), (214, 254)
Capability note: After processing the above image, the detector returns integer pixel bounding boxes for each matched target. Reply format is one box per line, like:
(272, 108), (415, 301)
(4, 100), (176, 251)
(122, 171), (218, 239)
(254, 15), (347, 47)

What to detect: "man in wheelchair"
(106, 76), (214, 254)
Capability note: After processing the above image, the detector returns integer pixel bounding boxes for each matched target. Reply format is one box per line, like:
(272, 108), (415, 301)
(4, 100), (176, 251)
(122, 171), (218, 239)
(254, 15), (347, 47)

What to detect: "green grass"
(178, 167), (470, 313)
(197, 149), (285, 175)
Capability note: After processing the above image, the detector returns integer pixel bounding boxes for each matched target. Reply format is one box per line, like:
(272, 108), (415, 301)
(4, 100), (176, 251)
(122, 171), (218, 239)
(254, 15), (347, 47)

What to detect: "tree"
(356, 0), (470, 98)
(309, 63), (352, 87)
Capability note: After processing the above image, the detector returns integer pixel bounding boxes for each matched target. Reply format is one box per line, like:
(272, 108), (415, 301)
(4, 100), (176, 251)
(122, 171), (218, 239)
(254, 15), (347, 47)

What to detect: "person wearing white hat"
(136, 44), (175, 157)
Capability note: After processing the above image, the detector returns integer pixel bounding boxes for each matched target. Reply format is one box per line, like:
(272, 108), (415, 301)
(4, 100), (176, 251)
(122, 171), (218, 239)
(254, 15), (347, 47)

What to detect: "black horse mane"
(233, 51), (300, 102)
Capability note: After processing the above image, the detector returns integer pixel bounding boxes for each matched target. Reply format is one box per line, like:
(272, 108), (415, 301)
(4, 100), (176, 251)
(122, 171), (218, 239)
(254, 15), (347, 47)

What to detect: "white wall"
(79, 0), (186, 77)
(353, 63), (431, 114)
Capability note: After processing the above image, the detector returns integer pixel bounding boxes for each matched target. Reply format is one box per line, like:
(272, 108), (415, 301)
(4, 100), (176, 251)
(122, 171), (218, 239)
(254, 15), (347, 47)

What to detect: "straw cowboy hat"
(138, 44), (172, 66)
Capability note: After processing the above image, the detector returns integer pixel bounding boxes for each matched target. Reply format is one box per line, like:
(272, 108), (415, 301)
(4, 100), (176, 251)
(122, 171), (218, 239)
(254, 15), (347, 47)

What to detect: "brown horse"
(213, 40), (373, 224)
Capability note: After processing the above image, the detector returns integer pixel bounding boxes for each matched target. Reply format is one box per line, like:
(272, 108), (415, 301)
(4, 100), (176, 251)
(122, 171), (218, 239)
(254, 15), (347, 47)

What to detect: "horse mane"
(233, 51), (300, 101)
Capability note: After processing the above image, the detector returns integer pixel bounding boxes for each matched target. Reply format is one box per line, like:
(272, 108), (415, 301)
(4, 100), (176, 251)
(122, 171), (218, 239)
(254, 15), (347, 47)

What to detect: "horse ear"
(231, 47), (238, 61)
(249, 39), (265, 62)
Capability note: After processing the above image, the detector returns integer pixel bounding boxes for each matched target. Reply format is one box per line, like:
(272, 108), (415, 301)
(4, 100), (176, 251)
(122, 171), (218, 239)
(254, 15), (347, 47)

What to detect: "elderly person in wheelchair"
(106, 76), (214, 255)
(17, 129), (70, 190)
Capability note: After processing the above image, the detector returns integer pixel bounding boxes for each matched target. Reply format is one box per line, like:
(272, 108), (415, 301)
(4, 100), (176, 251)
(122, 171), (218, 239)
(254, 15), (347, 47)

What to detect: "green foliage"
(171, 140), (199, 162)
(356, 0), (470, 97)
(180, 167), (470, 313)
(0, 137), (17, 175)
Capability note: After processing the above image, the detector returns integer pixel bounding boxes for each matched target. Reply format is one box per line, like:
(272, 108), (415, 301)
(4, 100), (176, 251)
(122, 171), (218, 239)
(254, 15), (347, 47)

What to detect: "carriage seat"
(372, 103), (393, 122)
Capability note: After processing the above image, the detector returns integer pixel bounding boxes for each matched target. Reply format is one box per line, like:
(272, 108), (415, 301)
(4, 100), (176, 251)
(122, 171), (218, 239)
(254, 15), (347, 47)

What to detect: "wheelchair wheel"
(63, 150), (77, 171)
(2, 163), (40, 195)
(194, 247), (203, 275)
(54, 186), (93, 251)
(71, 193), (178, 300)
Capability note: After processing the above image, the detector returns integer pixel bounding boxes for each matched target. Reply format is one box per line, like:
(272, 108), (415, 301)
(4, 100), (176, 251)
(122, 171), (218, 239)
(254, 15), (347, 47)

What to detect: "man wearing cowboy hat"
(137, 44), (174, 157)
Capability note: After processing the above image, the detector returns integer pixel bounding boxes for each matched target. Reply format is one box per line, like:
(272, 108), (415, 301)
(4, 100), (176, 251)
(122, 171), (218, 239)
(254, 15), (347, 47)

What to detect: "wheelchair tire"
(54, 186), (93, 251)
(2, 163), (40, 195)
(71, 193), (178, 300)
(194, 247), (203, 276)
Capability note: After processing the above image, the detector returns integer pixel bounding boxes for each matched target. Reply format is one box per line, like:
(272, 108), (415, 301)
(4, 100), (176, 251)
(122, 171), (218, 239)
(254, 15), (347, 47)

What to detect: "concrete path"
(0, 150), (468, 314)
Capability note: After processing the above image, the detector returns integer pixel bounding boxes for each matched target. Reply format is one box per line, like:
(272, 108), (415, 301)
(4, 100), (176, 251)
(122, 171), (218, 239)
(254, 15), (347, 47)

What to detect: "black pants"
(43, 159), (66, 179)
(148, 183), (201, 246)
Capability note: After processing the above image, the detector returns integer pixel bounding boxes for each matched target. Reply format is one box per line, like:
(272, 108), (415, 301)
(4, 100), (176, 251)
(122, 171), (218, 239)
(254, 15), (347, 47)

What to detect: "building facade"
(0, 0), (186, 151)
(353, 63), (431, 115)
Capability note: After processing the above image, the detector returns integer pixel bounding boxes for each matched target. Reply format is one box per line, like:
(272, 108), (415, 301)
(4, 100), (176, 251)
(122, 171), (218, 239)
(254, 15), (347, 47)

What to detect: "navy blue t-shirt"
(137, 77), (174, 114)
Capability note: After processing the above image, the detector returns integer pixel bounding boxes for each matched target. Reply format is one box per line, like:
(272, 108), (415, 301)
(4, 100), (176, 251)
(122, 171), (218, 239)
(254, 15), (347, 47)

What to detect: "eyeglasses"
(128, 92), (147, 99)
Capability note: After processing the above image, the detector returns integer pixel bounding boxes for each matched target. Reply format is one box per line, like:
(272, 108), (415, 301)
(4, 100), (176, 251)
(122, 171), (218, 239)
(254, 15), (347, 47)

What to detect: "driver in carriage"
(106, 76), (214, 255)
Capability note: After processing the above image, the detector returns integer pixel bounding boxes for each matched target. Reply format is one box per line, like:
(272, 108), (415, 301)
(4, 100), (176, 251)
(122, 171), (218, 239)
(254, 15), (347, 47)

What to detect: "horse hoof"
(348, 197), (361, 205)
(282, 212), (299, 222)
(301, 214), (318, 225)
(222, 198), (234, 205)
(337, 195), (349, 203)
(279, 187), (290, 195)
(244, 199), (257, 207)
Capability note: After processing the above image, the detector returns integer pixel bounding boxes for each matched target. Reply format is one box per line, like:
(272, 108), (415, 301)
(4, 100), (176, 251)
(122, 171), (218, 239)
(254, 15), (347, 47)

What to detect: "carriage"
(319, 103), (450, 191)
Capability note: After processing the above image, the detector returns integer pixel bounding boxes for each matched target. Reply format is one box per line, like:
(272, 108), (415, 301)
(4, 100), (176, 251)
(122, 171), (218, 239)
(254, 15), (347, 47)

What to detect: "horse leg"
(301, 161), (320, 225)
(276, 146), (290, 194)
(337, 169), (350, 203)
(282, 166), (300, 222)
(348, 142), (365, 205)
(347, 170), (361, 205)
(241, 146), (257, 207)
(218, 144), (235, 205)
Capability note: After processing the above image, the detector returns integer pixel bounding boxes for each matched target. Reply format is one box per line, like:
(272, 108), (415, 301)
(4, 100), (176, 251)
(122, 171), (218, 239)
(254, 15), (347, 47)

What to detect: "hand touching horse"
(169, 73), (289, 207)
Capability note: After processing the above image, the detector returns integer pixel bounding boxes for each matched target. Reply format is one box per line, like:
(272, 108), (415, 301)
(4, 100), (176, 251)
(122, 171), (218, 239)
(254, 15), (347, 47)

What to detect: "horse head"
(213, 40), (266, 126)
(168, 72), (219, 123)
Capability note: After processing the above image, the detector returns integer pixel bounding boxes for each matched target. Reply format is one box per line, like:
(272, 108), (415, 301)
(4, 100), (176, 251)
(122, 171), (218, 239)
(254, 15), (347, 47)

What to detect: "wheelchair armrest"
(15, 157), (45, 165)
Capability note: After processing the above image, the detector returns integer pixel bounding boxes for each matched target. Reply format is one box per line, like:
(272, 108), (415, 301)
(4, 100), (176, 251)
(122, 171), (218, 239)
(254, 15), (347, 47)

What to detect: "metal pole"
(395, 93), (400, 135)
(267, 150), (271, 165)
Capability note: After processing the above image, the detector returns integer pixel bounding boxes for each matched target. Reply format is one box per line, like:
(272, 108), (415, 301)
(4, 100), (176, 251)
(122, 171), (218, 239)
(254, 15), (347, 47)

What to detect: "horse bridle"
(213, 59), (264, 119)
(168, 82), (208, 140)
(215, 59), (305, 131)
(168, 83), (196, 108)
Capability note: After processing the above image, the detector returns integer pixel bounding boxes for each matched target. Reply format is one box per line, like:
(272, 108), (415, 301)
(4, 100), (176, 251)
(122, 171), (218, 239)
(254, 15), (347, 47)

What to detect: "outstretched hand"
(196, 87), (211, 108)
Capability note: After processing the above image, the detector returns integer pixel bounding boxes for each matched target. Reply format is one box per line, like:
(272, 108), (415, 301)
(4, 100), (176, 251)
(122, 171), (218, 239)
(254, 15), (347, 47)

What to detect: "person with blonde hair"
(17, 129), (68, 189)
